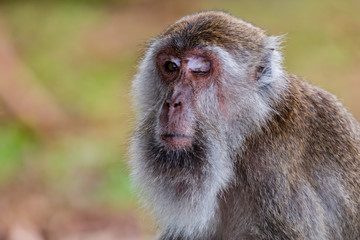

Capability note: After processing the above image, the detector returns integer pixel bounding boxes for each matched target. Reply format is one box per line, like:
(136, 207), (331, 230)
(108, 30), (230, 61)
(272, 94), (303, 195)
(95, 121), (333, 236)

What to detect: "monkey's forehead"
(156, 11), (267, 52)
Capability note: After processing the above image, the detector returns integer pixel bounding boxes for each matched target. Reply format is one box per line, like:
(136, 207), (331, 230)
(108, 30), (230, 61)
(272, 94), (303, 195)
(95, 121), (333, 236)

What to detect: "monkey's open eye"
(165, 61), (179, 72)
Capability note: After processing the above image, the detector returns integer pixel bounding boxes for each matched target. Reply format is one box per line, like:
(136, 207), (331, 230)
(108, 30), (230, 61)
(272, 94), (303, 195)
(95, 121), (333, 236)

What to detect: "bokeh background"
(0, 0), (359, 239)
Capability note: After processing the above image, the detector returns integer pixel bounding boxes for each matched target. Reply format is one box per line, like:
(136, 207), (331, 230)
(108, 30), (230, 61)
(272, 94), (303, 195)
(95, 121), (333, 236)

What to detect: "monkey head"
(133, 11), (284, 151)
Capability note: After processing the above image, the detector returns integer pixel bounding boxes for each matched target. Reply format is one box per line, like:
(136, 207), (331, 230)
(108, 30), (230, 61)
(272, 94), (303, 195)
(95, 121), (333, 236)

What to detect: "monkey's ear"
(255, 35), (285, 85)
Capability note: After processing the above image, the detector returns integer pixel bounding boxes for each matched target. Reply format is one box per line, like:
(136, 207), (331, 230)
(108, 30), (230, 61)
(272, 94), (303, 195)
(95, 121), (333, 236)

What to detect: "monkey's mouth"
(161, 133), (193, 138)
(160, 133), (193, 149)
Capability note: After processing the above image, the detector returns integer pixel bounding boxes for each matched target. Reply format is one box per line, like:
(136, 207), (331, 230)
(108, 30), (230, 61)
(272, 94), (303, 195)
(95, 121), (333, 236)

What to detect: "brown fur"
(157, 11), (267, 55)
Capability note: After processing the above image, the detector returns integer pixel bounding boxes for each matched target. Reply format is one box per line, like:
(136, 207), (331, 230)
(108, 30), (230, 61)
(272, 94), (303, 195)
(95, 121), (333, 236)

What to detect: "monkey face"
(155, 48), (221, 150)
(131, 11), (284, 157)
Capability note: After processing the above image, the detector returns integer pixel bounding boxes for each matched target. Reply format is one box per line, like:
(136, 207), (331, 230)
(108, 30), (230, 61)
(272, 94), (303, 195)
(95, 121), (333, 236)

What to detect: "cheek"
(133, 72), (163, 112)
(194, 85), (224, 120)
(217, 92), (227, 116)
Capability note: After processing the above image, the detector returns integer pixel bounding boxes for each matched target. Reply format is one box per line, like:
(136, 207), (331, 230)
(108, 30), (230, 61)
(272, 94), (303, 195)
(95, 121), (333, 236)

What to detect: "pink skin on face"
(157, 50), (218, 150)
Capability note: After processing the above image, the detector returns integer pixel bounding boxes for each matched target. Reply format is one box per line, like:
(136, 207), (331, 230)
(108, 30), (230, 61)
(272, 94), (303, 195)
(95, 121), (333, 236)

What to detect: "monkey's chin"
(160, 133), (193, 150)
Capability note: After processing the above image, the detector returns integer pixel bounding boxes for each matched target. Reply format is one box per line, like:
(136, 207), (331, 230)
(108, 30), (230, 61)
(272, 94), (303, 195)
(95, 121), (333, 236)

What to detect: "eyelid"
(191, 70), (208, 74)
(186, 56), (210, 74)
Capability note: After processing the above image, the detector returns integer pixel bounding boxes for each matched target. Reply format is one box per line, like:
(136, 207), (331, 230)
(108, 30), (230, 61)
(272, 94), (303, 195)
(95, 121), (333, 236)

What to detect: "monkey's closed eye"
(192, 70), (208, 75)
(165, 61), (179, 72)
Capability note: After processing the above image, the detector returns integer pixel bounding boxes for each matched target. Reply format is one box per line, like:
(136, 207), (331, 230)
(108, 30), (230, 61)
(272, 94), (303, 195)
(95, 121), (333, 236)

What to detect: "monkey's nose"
(165, 99), (182, 108)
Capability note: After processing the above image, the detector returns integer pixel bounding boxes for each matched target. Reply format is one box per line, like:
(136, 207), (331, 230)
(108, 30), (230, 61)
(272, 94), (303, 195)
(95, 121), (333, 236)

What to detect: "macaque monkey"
(130, 11), (360, 240)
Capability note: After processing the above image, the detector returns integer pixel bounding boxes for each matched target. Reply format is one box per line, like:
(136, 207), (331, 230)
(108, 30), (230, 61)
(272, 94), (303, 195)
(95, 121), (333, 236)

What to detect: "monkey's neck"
(260, 74), (301, 138)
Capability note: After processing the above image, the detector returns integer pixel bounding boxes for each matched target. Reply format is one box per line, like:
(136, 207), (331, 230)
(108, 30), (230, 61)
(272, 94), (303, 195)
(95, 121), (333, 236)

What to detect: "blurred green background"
(0, 0), (359, 239)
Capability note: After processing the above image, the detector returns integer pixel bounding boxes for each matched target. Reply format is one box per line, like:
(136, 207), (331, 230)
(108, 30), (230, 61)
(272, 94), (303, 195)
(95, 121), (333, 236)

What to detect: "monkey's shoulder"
(271, 74), (358, 135)
(289, 75), (358, 132)
(247, 73), (360, 167)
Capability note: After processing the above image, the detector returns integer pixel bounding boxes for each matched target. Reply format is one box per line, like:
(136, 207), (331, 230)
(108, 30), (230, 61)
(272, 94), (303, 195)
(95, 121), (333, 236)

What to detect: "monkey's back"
(237, 74), (360, 239)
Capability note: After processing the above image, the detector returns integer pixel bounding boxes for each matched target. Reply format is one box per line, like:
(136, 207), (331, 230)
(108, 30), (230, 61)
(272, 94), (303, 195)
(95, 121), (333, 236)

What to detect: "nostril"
(165, 99), (182, 108)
